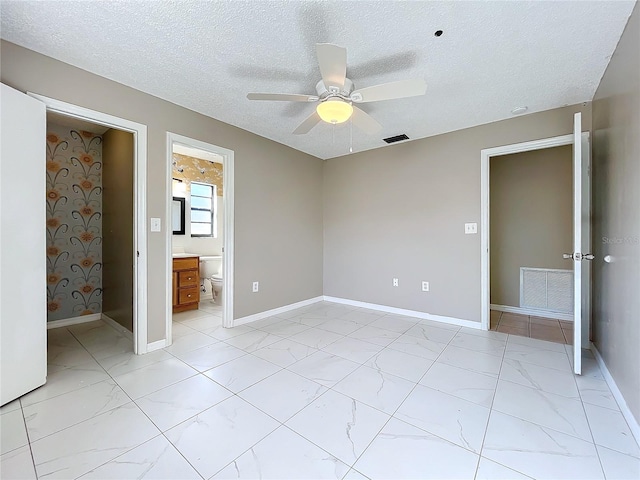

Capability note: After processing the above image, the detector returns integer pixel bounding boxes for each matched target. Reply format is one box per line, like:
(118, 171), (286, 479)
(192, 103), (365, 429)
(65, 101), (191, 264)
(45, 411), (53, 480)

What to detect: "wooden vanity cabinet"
(172, 256), (200, 312)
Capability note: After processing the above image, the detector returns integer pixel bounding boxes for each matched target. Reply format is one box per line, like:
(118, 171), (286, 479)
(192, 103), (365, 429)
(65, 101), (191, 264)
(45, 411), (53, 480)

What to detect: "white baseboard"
(491, 304), (573, 322)
(47, 313), (102, 329)
(146, 339), (168, 352)
(101, 314), (134, 340)
(324, 296), (481, 330)
(591, 343), (640, 448)
(234, 296), (324, 327)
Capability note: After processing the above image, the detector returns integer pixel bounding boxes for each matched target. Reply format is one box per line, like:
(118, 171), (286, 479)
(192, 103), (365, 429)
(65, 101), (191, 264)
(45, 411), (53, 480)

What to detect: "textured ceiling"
(1, 1), (635, 159)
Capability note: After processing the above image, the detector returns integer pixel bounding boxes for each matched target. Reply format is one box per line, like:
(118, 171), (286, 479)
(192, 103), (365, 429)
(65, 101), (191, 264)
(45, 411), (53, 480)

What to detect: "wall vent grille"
(520, 267), (573, 314)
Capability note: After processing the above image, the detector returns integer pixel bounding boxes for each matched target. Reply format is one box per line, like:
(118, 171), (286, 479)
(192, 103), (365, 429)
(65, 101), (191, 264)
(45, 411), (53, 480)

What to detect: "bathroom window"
(190, 182), (216, 237)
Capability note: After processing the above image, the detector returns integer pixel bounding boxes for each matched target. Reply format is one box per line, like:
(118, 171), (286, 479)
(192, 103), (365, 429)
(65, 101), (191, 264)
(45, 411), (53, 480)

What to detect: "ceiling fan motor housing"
(316, 78), (354, 101)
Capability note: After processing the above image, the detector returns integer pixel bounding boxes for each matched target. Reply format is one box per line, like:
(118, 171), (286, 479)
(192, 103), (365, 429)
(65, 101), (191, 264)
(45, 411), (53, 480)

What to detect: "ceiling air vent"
(383, 134), (409, 144)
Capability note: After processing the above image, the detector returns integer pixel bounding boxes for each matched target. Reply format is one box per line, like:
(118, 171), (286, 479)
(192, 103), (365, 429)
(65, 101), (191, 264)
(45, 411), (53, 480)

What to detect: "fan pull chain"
(349, 117), (353, 153)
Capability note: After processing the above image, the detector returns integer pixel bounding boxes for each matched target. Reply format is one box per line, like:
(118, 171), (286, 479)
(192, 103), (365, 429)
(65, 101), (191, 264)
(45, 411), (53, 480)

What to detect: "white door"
(0, 84), (48, 405)
(567, 112), (592, 375)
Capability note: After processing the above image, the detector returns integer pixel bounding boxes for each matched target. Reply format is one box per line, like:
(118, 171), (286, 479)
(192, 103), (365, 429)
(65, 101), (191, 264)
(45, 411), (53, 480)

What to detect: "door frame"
(29, 93), (149, 354)
(165, 132), (235, 341)
(480, 133), (590, 342)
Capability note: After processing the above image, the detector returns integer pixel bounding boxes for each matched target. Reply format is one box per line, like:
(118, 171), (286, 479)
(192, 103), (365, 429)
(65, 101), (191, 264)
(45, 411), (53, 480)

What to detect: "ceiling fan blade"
(351, 106), (382, 135)
(293, 111), (322, 135)
(316, 43), (347, 90)
(350, 79), (427, 103)
(247, 93), (319, 102)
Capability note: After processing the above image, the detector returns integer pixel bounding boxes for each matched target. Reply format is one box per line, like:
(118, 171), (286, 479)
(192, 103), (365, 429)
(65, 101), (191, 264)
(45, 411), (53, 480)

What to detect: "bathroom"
(171, 143), (225, 320)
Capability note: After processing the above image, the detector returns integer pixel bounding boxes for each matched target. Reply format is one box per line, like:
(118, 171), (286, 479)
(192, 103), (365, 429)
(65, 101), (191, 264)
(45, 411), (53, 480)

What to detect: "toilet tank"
(199, 256), (222, 278)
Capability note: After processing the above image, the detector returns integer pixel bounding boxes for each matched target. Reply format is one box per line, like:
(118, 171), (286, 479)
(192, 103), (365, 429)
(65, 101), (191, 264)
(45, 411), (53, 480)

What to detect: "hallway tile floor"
(1, 301), (638, 479)
(490, 310), (573, 344)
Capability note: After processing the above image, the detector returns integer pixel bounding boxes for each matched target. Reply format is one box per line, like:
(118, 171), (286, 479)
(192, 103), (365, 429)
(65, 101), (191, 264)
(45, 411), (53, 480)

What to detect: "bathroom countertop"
(172, 253), (222, 259)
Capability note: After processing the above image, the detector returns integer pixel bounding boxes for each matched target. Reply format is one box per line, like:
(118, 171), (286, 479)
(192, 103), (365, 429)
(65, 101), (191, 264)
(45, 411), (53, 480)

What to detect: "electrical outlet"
(464, 223), (478, 234)
(422, 281), (430, 292)
(252, 281), (259, 293)
(393, 278), (399, 287)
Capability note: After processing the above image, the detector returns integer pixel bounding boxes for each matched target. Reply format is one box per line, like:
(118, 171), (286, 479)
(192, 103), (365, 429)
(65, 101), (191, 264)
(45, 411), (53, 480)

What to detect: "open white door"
(572, 113), (583, 375)
(566, 112), (592, 375)
(0, 84), (47, 404)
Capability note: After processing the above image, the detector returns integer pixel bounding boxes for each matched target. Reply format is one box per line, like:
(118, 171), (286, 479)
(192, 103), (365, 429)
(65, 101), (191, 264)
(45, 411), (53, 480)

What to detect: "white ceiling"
(47, 111), (109, 135)
(173, 144), (223, 165)
(1, 1), (635, 160)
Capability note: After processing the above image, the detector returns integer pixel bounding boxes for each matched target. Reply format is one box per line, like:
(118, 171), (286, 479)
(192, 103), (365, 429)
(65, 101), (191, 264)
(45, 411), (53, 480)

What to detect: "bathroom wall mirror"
(172, 197), (185, 235)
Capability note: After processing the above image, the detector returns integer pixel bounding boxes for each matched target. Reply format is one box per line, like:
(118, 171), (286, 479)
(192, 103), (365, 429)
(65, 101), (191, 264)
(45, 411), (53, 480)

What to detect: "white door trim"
(480, 133), (589, 332)
(28, 93), (149, 354)
(166, 133), (235, 339)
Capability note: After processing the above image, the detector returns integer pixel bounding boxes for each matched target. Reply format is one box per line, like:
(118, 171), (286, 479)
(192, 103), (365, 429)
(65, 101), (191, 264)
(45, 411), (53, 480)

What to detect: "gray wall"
(102, 128), (134, 332)
(324, 104), (591, 323)
(592, 4), (639, 424)
(490, 146), (573, 307)
(0, 41), (324, 342)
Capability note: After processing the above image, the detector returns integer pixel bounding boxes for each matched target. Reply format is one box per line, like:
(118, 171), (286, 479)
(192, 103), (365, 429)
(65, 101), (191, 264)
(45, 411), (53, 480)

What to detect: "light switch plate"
(150, 217), (161, 232)
(464, 223), (478, 234)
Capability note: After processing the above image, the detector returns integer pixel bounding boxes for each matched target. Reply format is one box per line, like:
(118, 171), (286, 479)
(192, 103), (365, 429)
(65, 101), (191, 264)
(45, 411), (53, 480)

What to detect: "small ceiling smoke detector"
(511, 106), (528, 115)
(383, 134), (410, 144)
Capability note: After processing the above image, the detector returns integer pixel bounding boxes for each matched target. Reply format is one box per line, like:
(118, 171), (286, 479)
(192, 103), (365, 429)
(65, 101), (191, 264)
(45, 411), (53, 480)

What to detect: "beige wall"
(323, 104), (591, 323)
(102, 128), (134, 332)
(490, 146), (573, 307)
(592, 4), (639, 424)
(0, 41), (324, 343)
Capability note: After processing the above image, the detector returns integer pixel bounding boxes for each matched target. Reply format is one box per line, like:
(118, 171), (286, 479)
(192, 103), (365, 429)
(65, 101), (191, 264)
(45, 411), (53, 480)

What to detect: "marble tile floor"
(490, 310), (573, 344)
(1, 301), (638, 479)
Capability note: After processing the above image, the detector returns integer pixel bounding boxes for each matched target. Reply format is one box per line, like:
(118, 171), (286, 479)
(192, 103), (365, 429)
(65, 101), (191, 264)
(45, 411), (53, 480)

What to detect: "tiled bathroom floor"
(1, 301), (638, 479)
(490, 310), (573, 344)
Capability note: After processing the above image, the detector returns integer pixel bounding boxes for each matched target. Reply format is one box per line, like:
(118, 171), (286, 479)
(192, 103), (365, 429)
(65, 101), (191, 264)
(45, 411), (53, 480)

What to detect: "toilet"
(198, 255), (223, 305)
(210, 273), (223, 306)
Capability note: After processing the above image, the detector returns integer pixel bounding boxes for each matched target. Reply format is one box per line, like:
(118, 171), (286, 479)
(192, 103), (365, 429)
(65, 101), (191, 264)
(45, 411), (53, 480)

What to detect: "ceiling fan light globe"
(316, 99), (353, 124)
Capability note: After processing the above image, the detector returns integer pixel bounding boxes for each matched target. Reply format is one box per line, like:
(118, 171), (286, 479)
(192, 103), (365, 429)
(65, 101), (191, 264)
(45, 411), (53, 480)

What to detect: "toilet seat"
(211, 274), (223, 281)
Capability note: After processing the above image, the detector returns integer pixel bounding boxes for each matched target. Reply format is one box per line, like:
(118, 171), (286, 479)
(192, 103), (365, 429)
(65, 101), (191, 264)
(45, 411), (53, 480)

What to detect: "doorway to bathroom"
(166, 133), (234, 345)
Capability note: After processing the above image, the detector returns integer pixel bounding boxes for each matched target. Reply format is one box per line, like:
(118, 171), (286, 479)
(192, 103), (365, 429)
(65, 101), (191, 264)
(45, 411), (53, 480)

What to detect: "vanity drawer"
(179, 286), (199, 304)
(179, 270), (199, 287)
(172, 256), (200, 312)
(173, 257), (199, 271)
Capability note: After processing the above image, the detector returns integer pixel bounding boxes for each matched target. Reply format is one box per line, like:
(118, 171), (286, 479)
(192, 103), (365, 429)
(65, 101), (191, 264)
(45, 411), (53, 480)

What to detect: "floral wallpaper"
(46, 124), (103, 322)
(172, 153), (223, 196)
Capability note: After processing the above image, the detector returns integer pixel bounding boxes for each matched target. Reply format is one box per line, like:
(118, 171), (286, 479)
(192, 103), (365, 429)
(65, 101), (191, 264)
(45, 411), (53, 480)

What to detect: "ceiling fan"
(246, 43), (427, 135)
